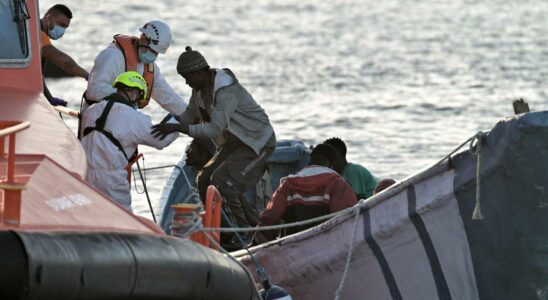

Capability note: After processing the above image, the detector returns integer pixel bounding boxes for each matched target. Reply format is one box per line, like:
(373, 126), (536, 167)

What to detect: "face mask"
(138, 48), (157, 64)
(47, 17), (65, 40)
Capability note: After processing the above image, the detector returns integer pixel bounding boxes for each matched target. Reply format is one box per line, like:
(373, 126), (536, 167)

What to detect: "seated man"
(323, 137), (377, 199)
(258, 144), (357, 241)
(81, 71), (178, 212)
(158, 138), (216, 233)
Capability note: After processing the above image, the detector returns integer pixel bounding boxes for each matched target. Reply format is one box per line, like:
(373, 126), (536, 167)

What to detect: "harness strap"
(83, 96), (137, 162)
(113, 34), (155, 108)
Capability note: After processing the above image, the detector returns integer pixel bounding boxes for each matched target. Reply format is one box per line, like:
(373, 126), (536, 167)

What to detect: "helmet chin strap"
(121, 89), (138, 105)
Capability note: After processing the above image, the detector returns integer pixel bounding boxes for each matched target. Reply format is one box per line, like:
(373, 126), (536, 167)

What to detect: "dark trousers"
(197, 136), (275, 229)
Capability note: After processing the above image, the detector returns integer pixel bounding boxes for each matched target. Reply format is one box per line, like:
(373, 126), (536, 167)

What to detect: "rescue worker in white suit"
(81, 71), (179, 211)
(83, 20), (186, 120)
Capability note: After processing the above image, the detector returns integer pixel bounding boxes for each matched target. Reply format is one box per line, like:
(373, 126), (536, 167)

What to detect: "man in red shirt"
(258, 144), (357, 241)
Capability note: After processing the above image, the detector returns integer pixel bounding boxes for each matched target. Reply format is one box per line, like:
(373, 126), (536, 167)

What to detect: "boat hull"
(237, 111), (548, 300)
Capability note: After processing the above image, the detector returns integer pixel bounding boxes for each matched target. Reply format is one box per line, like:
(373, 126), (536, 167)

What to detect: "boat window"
(0, 0), (31, 67)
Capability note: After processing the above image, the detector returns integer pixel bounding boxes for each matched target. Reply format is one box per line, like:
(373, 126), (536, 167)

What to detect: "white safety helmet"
(138, 20), (172, 54)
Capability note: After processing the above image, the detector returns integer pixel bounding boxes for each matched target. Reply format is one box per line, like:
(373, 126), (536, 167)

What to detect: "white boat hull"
(237, 111), (548, 300)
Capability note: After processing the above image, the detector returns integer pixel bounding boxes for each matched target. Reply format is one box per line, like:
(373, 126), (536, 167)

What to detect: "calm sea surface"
(41, 0), (548, 218)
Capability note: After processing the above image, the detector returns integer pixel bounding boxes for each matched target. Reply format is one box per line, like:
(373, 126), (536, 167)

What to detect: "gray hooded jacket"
(178, 68), (275, 154)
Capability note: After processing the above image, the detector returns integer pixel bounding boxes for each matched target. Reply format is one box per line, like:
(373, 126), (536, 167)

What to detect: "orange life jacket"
(113, 34), (154, 109)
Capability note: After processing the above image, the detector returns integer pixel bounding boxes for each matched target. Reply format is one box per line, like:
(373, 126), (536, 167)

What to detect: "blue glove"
(160, 113), (175, 124)
(49, 97), (67, 107)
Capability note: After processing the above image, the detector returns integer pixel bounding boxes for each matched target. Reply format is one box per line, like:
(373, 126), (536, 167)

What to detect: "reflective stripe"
(287, 193), (330, 203)
(286, 165), (336, 178)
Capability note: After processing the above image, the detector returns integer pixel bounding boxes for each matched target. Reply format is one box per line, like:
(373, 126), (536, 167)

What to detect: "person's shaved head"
(46, 4), (72, 19)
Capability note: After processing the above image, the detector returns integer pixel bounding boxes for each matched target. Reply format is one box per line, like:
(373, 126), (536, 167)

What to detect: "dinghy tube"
(0, 231), (258, 300)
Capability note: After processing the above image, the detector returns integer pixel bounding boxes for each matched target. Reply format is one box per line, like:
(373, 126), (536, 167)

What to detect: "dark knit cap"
(177, 46), (209, 75)
(310, 144), (337, 163)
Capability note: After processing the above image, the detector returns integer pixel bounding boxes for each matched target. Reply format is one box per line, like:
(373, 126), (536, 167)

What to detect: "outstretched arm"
(42, 44), (88, 79)
(151, 66), (187, 115)
(134, 113), (179, 150)
(151, 99), (199, 140)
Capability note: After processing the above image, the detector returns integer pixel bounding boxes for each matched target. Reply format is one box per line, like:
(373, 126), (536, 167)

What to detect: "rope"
(431, 134), (476, 168)
(334, 206), (361, 300)
(200, 230), (264, 299)
(470, 131), (486, 220)
(202, 205), (356, 233)
(132, 156), (146, 194)
(135, 164), (181, 172)
(135, 158), (156, 223)
(179, 164), (202, 205)
(218, 208), (275, 295)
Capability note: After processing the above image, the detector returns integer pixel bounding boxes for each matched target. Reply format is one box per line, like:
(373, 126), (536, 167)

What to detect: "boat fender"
(260, 285), (293, 300)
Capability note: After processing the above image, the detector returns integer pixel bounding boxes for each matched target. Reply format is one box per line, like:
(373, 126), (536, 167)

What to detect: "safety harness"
(83, 94), (137, 162)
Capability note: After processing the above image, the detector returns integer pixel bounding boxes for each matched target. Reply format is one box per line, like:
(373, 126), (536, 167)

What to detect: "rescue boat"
(0, 1), (257, 299)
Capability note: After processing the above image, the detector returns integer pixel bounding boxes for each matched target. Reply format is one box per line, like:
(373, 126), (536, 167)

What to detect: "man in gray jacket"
(152, 46), (276, 242)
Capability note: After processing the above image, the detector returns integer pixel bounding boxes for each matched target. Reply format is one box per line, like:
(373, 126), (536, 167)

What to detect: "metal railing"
(0, 120), (30, 225)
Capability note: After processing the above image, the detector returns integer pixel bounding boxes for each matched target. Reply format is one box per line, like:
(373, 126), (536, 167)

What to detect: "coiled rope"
(170, 208), (204, 239)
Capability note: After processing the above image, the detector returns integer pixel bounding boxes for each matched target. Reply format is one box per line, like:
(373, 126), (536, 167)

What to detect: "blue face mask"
(48, 22), (65, 40)
(138, 48), (157, 64)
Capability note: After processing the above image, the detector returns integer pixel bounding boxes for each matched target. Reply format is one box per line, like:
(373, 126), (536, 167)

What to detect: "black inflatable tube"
(0, 231), (257, 300)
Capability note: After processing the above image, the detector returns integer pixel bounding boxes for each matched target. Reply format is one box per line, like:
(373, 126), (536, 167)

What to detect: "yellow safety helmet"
(112, 71), (148, 101)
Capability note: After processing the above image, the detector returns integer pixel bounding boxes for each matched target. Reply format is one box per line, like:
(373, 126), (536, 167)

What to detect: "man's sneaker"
(222, 234), (251, 251)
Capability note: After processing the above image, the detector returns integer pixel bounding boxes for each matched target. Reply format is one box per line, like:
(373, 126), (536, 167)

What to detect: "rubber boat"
(0, 1), (258, 299)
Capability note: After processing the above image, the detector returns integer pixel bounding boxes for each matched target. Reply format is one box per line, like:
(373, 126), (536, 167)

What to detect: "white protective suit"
(85, 42), (187, 115)
(81, 99), (179, 211)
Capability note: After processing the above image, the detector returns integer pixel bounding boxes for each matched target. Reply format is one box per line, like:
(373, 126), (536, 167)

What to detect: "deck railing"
(0, 121), (30, 225)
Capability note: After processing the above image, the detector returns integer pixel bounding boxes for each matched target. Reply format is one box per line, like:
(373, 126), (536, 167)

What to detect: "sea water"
(41, 0), (548, 218)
